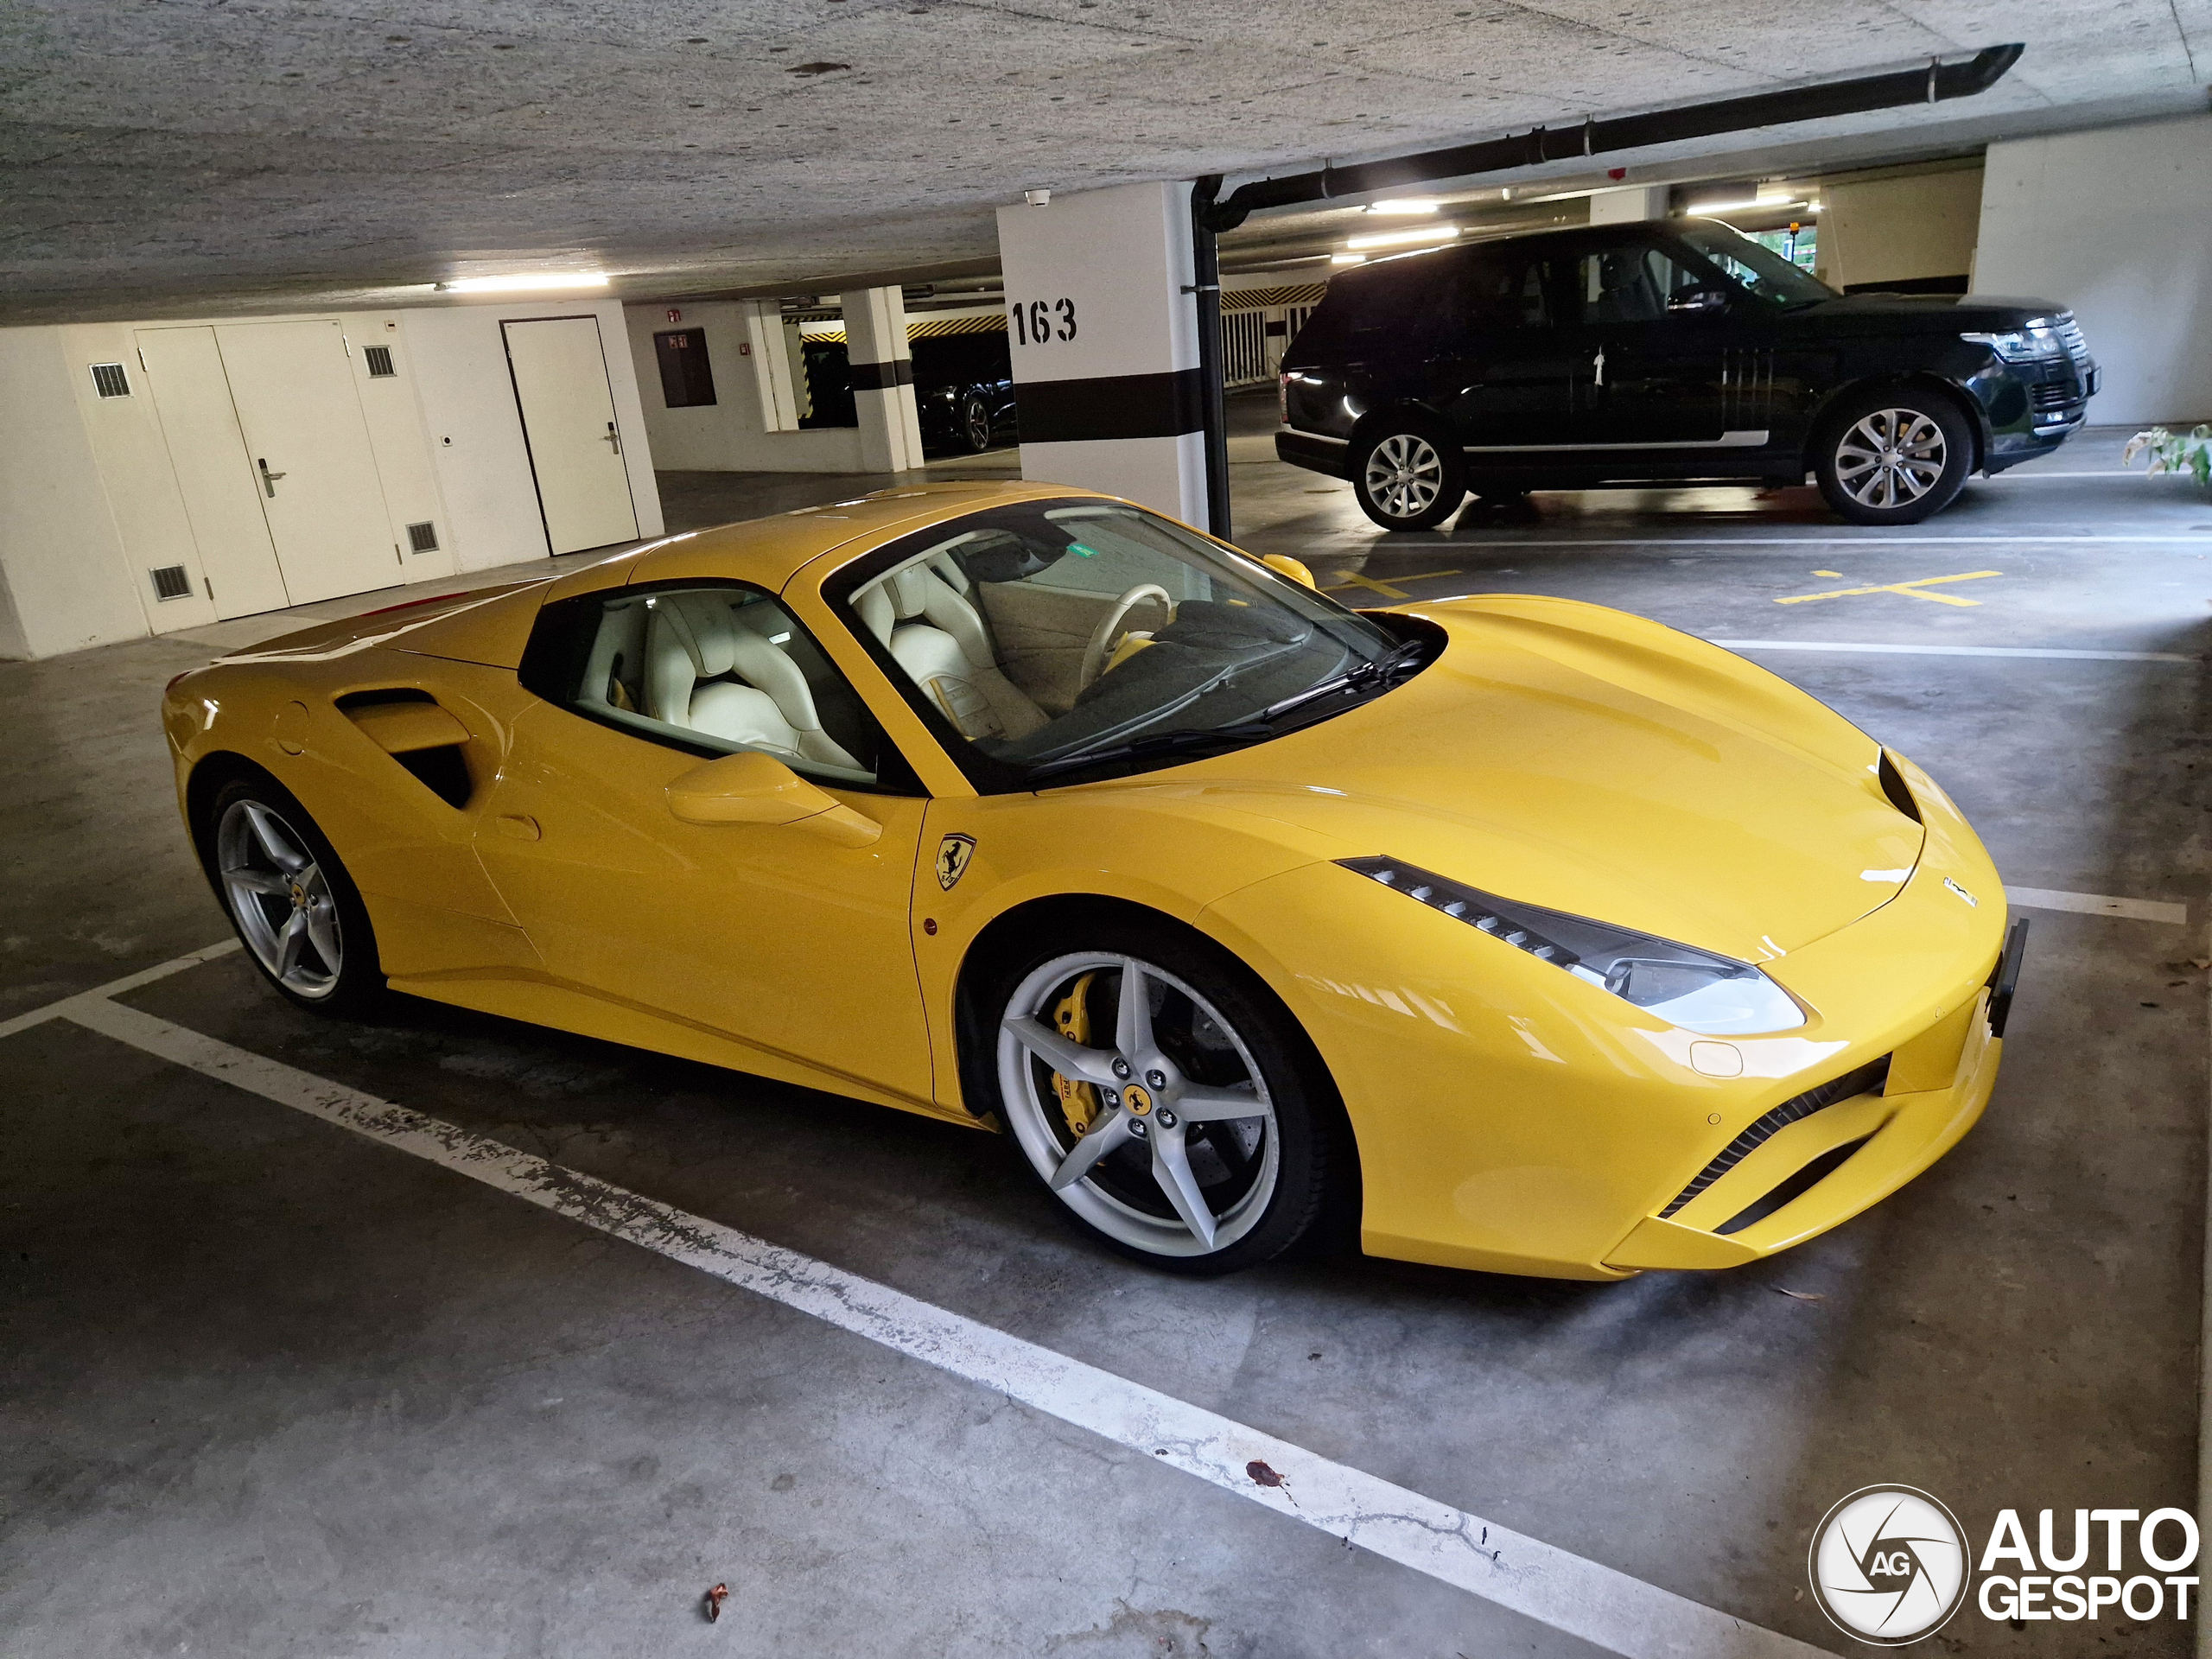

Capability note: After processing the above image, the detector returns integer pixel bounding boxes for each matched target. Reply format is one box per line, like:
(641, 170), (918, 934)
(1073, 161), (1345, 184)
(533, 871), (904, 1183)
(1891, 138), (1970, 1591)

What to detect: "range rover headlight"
(1961, 321), (2065, 364)
(1340, 857), (1806, 1035)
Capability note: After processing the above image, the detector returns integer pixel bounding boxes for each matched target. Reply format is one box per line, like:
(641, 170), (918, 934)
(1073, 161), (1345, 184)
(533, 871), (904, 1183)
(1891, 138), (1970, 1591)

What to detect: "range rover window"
(1671, 223), (1837, 310)
(1459, 245), (1560, 330)
(521, 582), (900, 787)
(1573, 243), (1716, 323)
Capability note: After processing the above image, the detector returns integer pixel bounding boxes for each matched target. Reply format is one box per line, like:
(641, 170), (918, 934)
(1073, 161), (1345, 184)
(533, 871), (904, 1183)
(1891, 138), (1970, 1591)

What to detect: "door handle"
(1591, 346), (1606, 387)
(257, 457), (288, 497)
(602, 422), (621, 455)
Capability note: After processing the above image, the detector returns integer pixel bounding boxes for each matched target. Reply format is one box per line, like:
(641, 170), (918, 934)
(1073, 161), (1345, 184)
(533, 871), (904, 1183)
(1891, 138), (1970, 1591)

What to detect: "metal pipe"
(1189, 175), (1233, 540)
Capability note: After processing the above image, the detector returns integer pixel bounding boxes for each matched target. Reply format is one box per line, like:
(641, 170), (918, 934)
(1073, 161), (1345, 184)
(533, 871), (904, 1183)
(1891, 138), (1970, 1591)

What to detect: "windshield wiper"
(1024, 722), (1276, 783)
(1254, 636), (1428, 724)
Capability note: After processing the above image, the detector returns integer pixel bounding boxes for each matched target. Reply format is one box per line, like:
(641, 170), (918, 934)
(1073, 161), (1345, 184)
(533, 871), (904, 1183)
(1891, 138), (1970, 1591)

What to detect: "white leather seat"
(644, 593), (861, 771)
(855, 563), (1045, 741)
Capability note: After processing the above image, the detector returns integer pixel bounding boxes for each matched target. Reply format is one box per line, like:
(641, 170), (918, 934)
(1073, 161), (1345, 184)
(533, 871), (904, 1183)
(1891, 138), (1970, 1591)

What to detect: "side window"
(525, 585), (892, 786)
(1461, 250), (1554, 331)
(1576, 243), (1712, 324)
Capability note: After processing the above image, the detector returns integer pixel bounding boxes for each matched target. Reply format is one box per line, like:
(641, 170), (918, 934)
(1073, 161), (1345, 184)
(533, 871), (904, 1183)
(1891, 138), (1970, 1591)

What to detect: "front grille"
(2031, 382), (2082, 413)
(1658, 1057), (1891, 1219)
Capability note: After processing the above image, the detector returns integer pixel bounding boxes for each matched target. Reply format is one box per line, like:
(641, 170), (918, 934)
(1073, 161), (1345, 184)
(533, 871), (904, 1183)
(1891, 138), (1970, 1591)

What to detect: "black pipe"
(1189, 175), (1232, 539)
(1201, 44), (2023, 230)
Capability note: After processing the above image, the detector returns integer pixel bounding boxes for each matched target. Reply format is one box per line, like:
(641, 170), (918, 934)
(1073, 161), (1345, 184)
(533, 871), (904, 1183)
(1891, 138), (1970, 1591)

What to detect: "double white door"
(138, 320), (404, 615)
(502, 317), (638, 556)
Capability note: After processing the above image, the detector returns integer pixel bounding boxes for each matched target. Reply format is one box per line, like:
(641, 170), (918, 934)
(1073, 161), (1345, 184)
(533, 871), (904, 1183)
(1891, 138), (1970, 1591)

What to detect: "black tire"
(1351, 414), (1466, 532)
(962, 394), (995, 454)
(970, 915), (1349, 1275)
(197, 772), (385, 1014)
(1813, 386), (1974, 525)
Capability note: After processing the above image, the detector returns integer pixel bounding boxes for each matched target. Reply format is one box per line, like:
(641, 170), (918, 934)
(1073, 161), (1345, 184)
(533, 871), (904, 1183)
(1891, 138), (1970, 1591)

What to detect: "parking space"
(5, 416), (2204, 1656)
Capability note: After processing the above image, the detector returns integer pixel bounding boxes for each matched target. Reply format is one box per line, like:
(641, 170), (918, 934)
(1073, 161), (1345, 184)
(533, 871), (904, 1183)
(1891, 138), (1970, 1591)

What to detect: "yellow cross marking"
(1813, 569), (1843, 578)
(1323, 569), (1460, 601)
(1776, 569), (2002, 608)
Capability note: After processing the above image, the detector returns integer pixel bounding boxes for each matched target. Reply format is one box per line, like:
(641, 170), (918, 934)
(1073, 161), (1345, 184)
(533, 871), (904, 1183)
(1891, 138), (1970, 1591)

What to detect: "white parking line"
(2003, 887), (2190, 925)
(1712, 640), (2196, 664)
(0, 938), (240, 1041)
(34, 984), (1830, 1659)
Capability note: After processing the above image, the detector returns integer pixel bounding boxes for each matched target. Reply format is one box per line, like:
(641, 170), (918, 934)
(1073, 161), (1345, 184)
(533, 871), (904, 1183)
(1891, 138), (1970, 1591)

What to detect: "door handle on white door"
(257, 457), (288, 497)
(603, 423), (621, 455)
(1592, 346), (1606, 387)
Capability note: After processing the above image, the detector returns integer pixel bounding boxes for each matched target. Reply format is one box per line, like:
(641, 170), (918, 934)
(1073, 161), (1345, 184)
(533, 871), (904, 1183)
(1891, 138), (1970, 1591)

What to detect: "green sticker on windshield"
(1067, 543), (1099, 557)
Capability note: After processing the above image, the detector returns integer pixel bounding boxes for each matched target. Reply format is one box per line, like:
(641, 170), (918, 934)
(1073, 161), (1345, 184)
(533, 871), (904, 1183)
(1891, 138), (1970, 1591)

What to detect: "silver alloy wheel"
(1834, 409), (1947, 509)
(965, 398), (993, 452)
(1363, 432), (1445, 520)
(217, 799), (343, 1000)
(997, 952), (1278, 1258)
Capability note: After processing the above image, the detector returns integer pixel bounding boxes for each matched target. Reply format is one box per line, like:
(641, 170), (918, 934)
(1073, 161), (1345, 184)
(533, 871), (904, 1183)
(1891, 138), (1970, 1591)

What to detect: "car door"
(1560, 234), (1738, 447)
(1435, 242), (1583, 451)
(472, 580), (935, 1103)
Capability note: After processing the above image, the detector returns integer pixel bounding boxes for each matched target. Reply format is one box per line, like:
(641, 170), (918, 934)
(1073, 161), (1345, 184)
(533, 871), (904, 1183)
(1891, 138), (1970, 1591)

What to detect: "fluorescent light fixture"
(1344, 225), (1461, 251)
(1330, 253), (1370, 265)
(435, 272), (612, 294)
(1364, 197), (1440, 215)
(1687, 198), (1804, 217)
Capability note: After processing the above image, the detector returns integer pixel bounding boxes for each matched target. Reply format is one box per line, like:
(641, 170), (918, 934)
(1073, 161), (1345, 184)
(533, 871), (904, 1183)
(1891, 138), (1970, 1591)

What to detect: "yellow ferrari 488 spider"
(162, 482), (2024, 1277)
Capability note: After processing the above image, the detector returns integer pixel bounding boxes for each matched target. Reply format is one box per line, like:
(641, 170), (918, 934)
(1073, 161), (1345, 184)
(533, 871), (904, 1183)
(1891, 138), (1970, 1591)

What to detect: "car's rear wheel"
(1351, 416), (1465, 531)
(963, 394), (995, 454)
(202, 774), (384, 1014)
(983, 920), (1342, 1274)
(1814, 389), (1974, 524)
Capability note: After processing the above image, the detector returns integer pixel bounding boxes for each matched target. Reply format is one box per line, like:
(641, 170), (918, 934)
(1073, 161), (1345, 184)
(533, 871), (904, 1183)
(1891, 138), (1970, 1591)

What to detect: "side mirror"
(1261, 553), (1318, 588)
(1667, 286), (1731, 315)
(665, 751), (881, 847)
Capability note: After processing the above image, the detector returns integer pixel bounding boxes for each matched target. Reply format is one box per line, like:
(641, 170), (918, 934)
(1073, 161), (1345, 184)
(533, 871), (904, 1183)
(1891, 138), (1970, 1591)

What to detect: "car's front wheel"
(201, 774), (385, 1014)
(963, 394), (995, 454)
(1814, 389), (1974, 524)
(983, 921), (1343, 1274)
(1351, 417), (1465, 531)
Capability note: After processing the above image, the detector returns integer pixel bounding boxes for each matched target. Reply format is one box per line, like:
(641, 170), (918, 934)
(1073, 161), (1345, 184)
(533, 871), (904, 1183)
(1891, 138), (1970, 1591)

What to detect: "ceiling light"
(1364, 198), (1440, 215)
(435, 272), (612, 293)
(1331, 254), (1370, 265)
(1687, 199), (1803, 217)
(1344, 225), (1461, 251)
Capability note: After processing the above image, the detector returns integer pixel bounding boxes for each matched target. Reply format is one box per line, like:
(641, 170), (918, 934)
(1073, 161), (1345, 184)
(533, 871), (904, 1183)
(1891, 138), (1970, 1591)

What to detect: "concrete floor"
(3, 397), (2208, 1656)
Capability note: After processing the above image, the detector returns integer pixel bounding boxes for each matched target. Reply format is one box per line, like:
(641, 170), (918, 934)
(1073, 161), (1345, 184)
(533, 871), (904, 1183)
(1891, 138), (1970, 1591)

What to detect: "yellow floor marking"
(1323, 569), (1460, 600)
(1813, 569), (1843, 578)
(1775, 570), (2001, 608)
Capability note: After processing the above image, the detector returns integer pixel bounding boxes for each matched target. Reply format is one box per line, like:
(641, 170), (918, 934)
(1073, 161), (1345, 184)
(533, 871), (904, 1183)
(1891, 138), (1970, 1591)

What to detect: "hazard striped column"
(840, 285), (925, 473)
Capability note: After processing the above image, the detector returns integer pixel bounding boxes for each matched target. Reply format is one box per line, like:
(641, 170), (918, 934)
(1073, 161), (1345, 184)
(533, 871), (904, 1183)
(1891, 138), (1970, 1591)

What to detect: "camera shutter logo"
(1808, 1486), (1968, 1645)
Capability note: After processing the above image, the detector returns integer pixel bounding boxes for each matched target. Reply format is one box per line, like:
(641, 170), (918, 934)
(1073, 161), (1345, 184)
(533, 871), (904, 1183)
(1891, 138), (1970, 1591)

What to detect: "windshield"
(1674, 221), (1836, 310)
(833, 499), (1407, 788)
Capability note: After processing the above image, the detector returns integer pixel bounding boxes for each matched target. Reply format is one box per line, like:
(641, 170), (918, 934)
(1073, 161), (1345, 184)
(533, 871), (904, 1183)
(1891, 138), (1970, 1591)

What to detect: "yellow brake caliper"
(1052, 972), (1101, 1137)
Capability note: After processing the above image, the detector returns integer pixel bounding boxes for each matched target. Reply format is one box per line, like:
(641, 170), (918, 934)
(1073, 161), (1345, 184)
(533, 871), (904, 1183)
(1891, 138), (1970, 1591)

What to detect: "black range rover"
(1277, 219), (2099, 529)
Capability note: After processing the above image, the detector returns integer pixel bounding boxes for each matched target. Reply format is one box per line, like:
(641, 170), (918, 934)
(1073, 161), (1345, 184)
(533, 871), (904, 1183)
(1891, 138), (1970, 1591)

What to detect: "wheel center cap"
(1122, 1084), (1154, 1116)
(289, 880), (308, 909)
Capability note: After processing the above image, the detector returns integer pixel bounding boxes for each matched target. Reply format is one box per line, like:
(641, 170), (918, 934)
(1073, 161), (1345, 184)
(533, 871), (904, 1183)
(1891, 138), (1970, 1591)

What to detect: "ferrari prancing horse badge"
(936, 833), (976, 891)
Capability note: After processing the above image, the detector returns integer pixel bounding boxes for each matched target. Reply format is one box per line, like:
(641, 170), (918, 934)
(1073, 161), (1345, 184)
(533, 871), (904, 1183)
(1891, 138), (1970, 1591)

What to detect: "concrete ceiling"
(2, 0), (2206, 323)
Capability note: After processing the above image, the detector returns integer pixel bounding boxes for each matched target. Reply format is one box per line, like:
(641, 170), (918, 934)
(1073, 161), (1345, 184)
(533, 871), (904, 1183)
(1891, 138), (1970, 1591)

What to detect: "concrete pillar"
(839, 286), (925, 474)
(995, 181), (1206, 524)
(1588, 185), (1670, 225)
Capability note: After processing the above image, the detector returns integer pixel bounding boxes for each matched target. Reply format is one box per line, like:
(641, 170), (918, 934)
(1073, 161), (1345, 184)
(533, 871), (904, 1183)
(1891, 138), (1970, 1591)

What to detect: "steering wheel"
(1078, 584), (1174, 690)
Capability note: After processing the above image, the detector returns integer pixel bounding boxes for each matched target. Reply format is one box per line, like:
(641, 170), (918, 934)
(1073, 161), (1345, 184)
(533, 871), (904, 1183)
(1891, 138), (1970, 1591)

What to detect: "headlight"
(1960, 321), (2065, 364)
(1340, 857), (1807, 1036)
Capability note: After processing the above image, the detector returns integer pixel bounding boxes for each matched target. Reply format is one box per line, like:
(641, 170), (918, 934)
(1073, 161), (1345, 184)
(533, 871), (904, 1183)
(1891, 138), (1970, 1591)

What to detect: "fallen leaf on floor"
(2194, 959), (2210, 970)
(704, 1582), (729, 1624)
(1247, 1459), (1286, 1487)
(1773, 1287), (1826, 1303)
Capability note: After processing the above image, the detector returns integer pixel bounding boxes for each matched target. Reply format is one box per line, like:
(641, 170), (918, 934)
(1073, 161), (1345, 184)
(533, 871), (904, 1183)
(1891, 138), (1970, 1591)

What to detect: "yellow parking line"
(1324, 569), (1460, 600)
(1776, 570), (2002, 607)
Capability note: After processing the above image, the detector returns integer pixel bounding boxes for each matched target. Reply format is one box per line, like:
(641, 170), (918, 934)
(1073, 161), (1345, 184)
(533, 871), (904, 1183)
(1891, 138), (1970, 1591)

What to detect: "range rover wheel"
(1814, 389), (1973, 525)
(1351, 417), (1466, 532)
(982, 919), (1344, 1274)
(963, 394), (995, 454)
(201, 773), (385, 1014)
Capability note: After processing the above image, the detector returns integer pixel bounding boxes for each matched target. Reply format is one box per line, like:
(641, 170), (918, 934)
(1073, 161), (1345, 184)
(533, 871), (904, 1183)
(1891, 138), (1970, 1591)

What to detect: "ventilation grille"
(149, 564), (192, 601)
(405, 521), (439, 553)
(90, 362), (131, 398)
(1657, 1057), (1891, 1219)
(364, 345), (396, 378)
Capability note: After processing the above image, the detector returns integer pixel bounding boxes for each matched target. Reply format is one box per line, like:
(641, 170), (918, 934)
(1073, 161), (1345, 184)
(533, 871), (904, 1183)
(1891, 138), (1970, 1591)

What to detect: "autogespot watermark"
(1808, 1486), (2202, 1645)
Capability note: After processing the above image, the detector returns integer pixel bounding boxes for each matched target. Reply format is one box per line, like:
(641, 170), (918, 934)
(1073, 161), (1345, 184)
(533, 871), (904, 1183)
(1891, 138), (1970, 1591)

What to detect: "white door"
(211, 321), (400, 606)
(136, 327), (292, 620)
(502, 317), (639, 555)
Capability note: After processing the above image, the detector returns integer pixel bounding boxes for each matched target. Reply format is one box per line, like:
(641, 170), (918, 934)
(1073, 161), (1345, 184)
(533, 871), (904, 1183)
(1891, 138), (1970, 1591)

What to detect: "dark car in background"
(913, 332), (1018, 454)
(1277, 219), (2099, 530)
